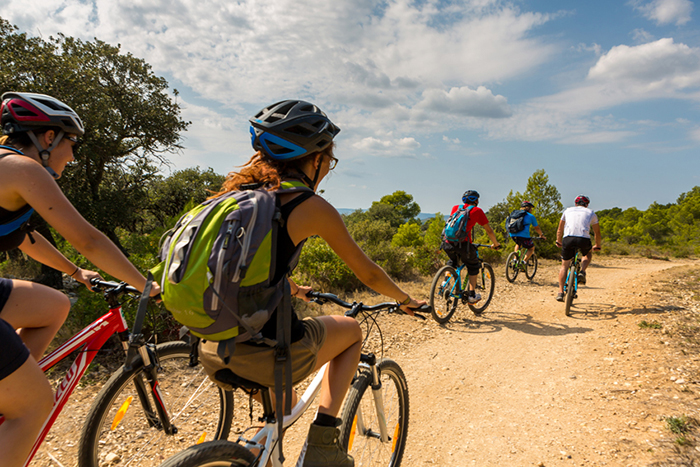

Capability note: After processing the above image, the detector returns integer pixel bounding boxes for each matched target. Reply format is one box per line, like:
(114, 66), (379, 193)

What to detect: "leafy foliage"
(0, 17), (189, 251)
(487, 169), (562, 259)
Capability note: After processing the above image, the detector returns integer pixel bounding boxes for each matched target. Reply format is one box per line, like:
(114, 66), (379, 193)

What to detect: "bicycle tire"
(525, 253), (538, 281)
(504, 252), (519, 283)
(339, 359), (409, 467)
(79, 341), (234, 467)
(565, 265), (576, 316)
(468, 263), (495, 315)
(429, 265), (459, 324)
(157, 440), (256, 467)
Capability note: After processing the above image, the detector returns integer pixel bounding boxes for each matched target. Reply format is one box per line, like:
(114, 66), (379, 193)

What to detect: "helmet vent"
(36, 98), (65, 112)
(285, 124), (315, 137)
(9, 103), (38, 117)
(277, 101), (297, 116)
(267, 142), (294, 155)
(316, 138), (329, 148)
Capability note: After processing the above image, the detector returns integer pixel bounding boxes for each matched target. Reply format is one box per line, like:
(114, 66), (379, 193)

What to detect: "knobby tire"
(468, 263), (495, 315)
(78, 341), (234, 467)
(339, 359), (410, 467)
(505, 252), (519, 283)
(156, 440), (256, 467)
(429, 265), (459, 324)
(525, 254), (538, 281)
(565, 265), (576, 317)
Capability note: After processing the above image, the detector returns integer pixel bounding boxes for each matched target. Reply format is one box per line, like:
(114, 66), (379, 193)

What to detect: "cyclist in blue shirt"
(509, 201), (545, 265)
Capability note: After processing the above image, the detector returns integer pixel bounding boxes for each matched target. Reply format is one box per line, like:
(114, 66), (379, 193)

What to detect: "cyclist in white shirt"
(554, 195), (602, 301)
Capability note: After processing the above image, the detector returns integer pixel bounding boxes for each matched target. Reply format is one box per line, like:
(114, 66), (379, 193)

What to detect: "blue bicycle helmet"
(249, 100), (340, 161)
(462, 190), (480, 205)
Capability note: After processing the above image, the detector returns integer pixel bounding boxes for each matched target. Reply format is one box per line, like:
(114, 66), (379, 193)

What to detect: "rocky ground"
(31, 256), (700, 466)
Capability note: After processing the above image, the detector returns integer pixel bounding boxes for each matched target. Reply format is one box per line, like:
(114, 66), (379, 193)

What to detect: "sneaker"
(556, 292), (565, 302)
(300, 423), (354, 467)
(467, 293), (482, 304)
(578, 271), (586, 285)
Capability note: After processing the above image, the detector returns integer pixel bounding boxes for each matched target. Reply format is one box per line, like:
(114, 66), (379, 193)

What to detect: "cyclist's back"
(555, 195), (602, 302)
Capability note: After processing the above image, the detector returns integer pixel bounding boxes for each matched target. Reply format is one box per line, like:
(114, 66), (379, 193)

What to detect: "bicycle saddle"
(214, 369), (268, 391)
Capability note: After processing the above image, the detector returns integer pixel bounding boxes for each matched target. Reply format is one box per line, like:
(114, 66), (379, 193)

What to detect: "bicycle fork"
(354, 355), (390, 443)
(119, 337), (178, 435)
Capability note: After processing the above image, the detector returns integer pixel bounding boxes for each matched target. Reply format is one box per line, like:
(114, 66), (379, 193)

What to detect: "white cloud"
(417, 86), (512, 118)
(352, 136), (420, 156)
(630, 0), (693, 26)
(690, 127), (700, 142)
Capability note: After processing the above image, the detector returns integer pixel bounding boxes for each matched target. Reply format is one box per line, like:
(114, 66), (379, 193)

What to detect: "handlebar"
(307, 291), (429, 320)
(90, 278), (141, 296)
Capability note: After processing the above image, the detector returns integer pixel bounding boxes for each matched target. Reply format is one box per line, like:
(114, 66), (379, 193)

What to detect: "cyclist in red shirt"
(441, 190), (500, 303)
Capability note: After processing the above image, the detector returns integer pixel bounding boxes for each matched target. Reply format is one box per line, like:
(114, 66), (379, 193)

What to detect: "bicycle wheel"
(429, 265), (459, 324)
(339, 359), (409, 467)
(525, 253), (538, 280)
(468, 263), (495, 315)
(157, 440), (255, 467)
(79, 341), (234, 467)
(505, 252), (519, 283)
(564, 265), (576, 317)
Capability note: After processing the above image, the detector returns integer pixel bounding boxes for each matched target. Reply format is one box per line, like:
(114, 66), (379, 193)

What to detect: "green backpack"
(151, 180), (313, 344)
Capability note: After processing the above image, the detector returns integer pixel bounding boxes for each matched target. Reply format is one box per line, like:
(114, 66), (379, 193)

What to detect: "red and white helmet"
(575, 195), (590, 207)
(1, 92), (84, 137)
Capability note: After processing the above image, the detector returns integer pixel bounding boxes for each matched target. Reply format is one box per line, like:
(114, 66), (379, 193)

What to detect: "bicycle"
(563, 251), (582, 317)
(155, 292), (428, 467)
(504, 237), (543, 283)
(429, 243), (496, 323)
(0, 278), (233, 467)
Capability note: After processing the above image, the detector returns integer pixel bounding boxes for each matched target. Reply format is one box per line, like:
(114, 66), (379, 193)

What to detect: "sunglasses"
(66, 135), (82, 151)
(327, 155), (338, 170)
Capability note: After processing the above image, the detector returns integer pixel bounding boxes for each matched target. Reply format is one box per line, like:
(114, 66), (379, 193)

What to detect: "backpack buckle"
(274, 345), (289, 363)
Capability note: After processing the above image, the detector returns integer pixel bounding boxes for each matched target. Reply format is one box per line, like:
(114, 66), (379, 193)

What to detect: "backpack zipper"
(231, 194), (259, 283)
(211, 220), (236, 310)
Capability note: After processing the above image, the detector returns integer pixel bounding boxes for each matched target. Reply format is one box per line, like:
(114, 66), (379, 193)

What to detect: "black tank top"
(0, 147), (34, 251)
(258, 190), (316, 342)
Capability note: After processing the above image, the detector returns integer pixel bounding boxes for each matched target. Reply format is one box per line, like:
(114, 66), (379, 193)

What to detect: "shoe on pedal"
(577, 271), (586, 285)
(467, 293), (482, 304)
(300, 422), (354, 467)
(556, 292), (564, 302)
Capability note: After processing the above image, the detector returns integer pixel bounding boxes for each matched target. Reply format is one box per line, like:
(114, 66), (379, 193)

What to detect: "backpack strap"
(274, 279), (294, 464)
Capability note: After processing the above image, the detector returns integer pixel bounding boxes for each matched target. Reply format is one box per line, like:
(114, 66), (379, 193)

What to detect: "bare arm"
(591, 223), (602, 250)
(482, 224), (501, 249)
(18, 232), (103, 288)
(8, 158), (157, 294)
(287, 195), (423, 312)
(555, 219), (566, 246)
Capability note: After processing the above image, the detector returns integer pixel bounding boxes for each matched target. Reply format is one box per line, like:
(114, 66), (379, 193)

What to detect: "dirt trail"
(34, 256), (700, 467)
(398, 256), (700, 466)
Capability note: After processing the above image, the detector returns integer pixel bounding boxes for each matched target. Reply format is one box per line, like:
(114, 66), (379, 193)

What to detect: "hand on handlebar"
(76, 269), (104, 289)
(593, 245), (602, 251)
(555, 240), (562, 247)
(400, 297), (427, 316)
(490, 243), (501, 250)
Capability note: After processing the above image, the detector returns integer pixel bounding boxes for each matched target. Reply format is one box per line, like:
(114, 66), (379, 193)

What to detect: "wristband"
(70, 266), (80, 277)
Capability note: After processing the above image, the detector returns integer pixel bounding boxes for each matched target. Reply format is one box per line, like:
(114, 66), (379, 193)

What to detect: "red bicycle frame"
(0, 303), (129, 467)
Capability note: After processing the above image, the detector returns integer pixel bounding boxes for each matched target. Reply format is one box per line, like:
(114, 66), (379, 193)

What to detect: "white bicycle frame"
(237, 360), (389, 466)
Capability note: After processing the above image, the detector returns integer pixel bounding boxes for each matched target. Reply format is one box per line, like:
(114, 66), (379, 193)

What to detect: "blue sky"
(3, 0), (699, 214)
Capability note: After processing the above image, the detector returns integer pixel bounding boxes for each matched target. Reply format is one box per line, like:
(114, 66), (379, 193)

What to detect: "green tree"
(0, 17), (189, 246)
(367, 191), (421, 229)
(487, 169), (562, 259)
(148, 167), (225, 226)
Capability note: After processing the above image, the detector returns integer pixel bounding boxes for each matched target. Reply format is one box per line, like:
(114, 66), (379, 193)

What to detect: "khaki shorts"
(199, 317), (327, 389)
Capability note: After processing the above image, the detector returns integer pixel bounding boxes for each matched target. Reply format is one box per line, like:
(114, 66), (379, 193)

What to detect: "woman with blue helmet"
(198, 100), (425, 467)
